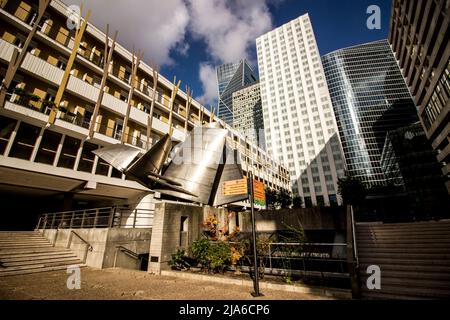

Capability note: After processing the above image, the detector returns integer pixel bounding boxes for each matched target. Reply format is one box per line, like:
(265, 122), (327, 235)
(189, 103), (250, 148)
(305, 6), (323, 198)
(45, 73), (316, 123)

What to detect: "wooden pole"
(167, 76), (181, 137)
(88, 25), (117, 139)
(121, 48), (143, 144)
(0, 0), (51, 107)
(183, 86), (193, 133)
(210, 106), (215, 123)
(48, 6), (91, 124)
(146, 64), (159, 150)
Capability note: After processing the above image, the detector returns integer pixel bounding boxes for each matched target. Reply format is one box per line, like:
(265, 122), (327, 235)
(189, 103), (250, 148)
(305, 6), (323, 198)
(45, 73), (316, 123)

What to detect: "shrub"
(191, 239), (232, 273)
(169, 249), (190, 270)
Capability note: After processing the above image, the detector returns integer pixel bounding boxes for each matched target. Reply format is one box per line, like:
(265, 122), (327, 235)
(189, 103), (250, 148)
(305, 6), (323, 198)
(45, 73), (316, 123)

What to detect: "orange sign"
(223, 178), (248, 196)
(253, 180), (266, 206)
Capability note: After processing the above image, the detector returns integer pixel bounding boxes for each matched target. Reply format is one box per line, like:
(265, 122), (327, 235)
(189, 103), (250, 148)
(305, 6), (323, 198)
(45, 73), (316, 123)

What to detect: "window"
(57, 136), (81, 169)
(9, 122), (40, 160)
(77, 142), (97, 173)
(0, 116), (17, 155)
(35, 130), (62, 165)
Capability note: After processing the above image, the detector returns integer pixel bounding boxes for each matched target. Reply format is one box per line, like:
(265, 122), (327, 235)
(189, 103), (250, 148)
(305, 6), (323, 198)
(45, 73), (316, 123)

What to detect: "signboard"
(223, 178), (248, 196)
(252, 180), (266, 206)
(222, 178), (266, 206)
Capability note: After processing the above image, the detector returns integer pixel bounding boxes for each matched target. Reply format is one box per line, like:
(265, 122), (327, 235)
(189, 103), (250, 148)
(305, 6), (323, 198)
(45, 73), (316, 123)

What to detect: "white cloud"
(186, 0), (273, 104)
(66, 0), (190, 66)
(197, 63), (218, 105)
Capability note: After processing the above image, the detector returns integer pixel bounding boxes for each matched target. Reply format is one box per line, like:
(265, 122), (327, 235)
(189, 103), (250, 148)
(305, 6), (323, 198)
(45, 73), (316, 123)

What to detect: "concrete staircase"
(356, 220), (450, 299)
(0, 231), (84, 276)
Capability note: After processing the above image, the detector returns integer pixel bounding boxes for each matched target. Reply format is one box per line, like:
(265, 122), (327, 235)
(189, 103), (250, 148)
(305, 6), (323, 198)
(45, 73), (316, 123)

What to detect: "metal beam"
(167, 76), (181, 137)
(146, 64), (159, 150)
(121, 48), (144, 144)
(48, 6), (91, 124)
(88, 24), (118, 139)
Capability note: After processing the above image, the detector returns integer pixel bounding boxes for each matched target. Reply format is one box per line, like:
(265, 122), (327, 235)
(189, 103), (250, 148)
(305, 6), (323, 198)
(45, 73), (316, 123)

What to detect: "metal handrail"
(67, 231), (93, 264)
(350, 206), (359, 268)
(69, 231), (93, 251)
(113, 245), (148, 268)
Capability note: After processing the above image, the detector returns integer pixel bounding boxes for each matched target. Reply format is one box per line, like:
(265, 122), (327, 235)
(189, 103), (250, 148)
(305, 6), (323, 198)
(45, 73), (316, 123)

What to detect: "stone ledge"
(161, 270), (352, 299)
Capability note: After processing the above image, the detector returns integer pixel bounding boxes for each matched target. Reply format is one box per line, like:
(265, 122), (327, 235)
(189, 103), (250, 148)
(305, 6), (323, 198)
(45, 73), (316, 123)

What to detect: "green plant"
(169, 249), (190, 270)
(42, 99), (55, 109)
(207, 241), (231, 272)
(191, 239), (232, 273)
(29, 94), (40, 102)
(13, 88), (27, 96)
(191, 238), (211, 269)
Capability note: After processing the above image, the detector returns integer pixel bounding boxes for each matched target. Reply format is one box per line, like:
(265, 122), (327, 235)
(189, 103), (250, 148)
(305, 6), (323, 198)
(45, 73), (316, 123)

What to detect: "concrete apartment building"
(0, 0), (290, 229)
(232, 82), (264, 148)
(256, 13), (345, 207)
(389, 0), (450, 193)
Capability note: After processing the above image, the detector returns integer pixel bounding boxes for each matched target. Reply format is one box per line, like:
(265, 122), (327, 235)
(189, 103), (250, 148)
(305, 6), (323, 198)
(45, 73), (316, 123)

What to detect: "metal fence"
(237, 242), (348, 276)
(36, 206), (154, 230)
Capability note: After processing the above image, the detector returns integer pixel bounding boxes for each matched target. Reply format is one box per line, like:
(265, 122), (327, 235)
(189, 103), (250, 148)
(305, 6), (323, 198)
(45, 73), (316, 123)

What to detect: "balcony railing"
(36, 206), (154, 230)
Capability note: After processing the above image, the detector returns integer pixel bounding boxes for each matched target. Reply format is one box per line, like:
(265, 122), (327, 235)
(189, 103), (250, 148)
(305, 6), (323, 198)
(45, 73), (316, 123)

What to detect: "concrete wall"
(239, 207), (346, 233)
(103, 228), (151, 269)
(40, 227), (151, 269)
(147, 202), (205, 274)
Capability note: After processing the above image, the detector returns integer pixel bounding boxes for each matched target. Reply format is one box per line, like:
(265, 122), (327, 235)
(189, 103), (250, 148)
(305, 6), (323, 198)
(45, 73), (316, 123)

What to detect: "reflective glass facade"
(216, 59), (257, 126)
(322, 40), (419, 186)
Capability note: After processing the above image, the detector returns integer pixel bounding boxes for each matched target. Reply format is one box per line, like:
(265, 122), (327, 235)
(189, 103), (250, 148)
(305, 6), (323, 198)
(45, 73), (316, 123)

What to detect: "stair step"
(2, 257), (81, 267)
(356, 221), (450, 228)
(360, 269), (450, 281)
(358, 252), (450, 260)
(358, 257), (450, 266)
(357, 238), (450, 245)
(0, 245), (54, 251)
(360, 276), (450, 292)
(360, 282), (450, 299)
(0, 260), (83, 273)
(357, 242), (450, 249)
(357, 247), (450, 254)
(356, 235), (450, 241)
(359, 263), (450, 274)
(0, 253), (77, 263)
(0, 264), (86, 277)
(0, 242), (53, 250)
(0, 247), (70, 256)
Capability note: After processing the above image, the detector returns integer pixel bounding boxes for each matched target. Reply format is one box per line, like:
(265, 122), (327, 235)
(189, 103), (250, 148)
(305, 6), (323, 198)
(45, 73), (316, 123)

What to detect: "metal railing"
(235, 241), (348, 276)
(67, 231), (93, 264)
(36, 206), (154, 230)
(113, 245), (148, 269)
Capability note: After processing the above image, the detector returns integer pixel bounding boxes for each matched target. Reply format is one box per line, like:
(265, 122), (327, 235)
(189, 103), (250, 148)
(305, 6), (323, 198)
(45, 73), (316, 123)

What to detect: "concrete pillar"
(147, 202), (204, 274)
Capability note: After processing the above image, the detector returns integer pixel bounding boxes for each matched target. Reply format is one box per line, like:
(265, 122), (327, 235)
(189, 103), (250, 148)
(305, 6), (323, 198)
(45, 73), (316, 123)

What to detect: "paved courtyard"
(0, 267), (335, 300)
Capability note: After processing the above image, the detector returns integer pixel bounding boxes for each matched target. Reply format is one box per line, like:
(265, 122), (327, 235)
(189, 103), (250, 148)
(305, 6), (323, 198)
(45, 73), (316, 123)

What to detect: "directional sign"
(223, 178), (248, 196)
(253, 180), (266, 206)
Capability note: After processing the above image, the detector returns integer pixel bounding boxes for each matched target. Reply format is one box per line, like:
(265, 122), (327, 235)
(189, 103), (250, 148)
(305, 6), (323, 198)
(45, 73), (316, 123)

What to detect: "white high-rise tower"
(256, 13), (345, 207)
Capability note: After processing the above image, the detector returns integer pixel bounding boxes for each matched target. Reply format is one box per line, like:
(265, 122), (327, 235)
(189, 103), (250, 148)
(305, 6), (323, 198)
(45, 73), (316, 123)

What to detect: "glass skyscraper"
(216, 59), (257, 126)
(322, 40), (419, 186)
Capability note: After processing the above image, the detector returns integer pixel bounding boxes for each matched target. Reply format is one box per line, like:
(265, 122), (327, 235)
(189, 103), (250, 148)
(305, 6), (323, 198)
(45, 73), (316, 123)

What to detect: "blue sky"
(78, 0), (392, 110)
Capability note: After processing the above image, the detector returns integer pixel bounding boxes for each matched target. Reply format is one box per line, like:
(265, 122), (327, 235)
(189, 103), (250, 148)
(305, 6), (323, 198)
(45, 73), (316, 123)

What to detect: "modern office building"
(216, 59), (257, 126)
(389, 0), (450, 193)
(381, 122), (449, 218)
(232, 82), (264, 148)
(322, 40), (419, 186)
(0, 0), (290, 229)
(256, 13), (345, 207)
